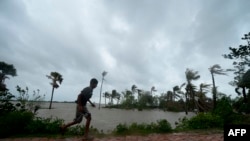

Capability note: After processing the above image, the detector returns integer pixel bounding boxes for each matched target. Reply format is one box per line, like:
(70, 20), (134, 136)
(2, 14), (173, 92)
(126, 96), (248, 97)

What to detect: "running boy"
(60, 78), (98, 139)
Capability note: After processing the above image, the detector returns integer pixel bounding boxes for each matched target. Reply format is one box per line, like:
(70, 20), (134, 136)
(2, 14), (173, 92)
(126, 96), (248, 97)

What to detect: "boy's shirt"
(79, 86), (93, 106)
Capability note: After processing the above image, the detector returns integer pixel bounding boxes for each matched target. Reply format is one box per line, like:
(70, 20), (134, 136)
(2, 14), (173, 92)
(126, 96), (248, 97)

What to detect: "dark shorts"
(74, 106), (91, 123)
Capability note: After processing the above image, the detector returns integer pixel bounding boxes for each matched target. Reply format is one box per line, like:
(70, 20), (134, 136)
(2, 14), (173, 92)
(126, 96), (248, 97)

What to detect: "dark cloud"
(1, 0), (250, 102)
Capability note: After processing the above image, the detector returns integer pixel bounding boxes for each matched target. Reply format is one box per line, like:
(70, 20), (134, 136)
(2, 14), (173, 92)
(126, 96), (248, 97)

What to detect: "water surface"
(37, 102), (195, 133)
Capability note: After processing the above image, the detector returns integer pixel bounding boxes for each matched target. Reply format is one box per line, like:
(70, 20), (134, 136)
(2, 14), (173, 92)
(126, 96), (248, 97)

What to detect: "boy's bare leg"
(84, 116), (91, 138)
(62, 121), (78, 129)
(60, 121), (78, 135)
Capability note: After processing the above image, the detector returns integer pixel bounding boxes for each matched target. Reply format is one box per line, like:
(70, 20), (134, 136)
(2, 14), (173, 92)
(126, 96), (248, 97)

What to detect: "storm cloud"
(1, 0), (250, 102)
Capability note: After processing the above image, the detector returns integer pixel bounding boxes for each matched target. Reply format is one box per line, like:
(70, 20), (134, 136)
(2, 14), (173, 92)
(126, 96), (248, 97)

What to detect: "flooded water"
(37, 102), (195, 133)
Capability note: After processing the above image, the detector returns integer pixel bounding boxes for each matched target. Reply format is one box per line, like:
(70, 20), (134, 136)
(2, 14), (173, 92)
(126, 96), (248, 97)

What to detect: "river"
(36, 102), (195, 133)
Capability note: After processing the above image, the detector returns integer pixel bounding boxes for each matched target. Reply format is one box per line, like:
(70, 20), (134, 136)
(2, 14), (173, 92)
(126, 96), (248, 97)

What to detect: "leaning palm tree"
(151, 86), (157, 95)
(172, 83), (185, 101)
(196, 83), (212, 112)
(137, 89), (142, 102)
(185, 68), (200, 114)
(99, 71), (108, 109)
(46, 72), (63, 109)
(209, 64), (228, 109)
(198, 83), (211, 100)
(115, 92), (121, 105)
(174, 83), (186, 100)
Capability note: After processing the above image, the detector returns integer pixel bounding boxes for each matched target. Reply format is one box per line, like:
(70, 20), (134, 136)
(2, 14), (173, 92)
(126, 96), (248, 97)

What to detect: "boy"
(60, 78), (98, 140)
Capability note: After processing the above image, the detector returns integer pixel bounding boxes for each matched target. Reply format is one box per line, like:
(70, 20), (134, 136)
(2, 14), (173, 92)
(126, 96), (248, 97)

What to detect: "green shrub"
(232, 97), (250, 114)
(212, 96), (249, 125)
(175, 117), (190, 131)
(67, 125), (85, 135)
(114, 119), (172, 135)
(128, 123), (151, 134)
(0, 111), (33, 138)
(145, 123), (154, 131)
(213, 96), (233, 119)
(115, 123), (128, 134)
(26, 117), (64, 134)
(155, 119), (172, 133)
(187, 113), (223, 129)
(0, 91), (16, 115)
(61, 125), (99, 136)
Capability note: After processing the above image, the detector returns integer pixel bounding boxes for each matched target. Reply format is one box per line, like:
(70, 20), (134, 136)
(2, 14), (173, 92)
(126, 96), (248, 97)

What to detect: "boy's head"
(90, 78), (98, 89)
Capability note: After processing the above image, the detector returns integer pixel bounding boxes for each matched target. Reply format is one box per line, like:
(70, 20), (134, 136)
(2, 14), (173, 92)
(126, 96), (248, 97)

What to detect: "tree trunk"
(242, 87), (248, 103)
(185, 92), (188, 115)
(49, 87), (55, 109)
(99, 77), (104, 109)
(211, 73), (217, 110)
(104, 96), (106, 107)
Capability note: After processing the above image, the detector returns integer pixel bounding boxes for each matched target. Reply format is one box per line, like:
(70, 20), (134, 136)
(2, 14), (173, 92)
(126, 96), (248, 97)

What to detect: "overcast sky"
(1, 0), (250, 103)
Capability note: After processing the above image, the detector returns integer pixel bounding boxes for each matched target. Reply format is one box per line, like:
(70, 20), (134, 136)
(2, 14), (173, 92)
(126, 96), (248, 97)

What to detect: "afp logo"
(224, 124), (250, 141)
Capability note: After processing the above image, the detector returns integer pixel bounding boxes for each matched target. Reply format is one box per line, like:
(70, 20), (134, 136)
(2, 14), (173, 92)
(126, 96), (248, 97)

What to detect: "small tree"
(46, 72), (63, 109)
(185, 68), (200, 114)
(99, 71), (108, 109)
(131, 84), (138, 101)
(0, 62), (17, 115)
(103, 91), (110, 106)
(151, 86), (157, 95)
(223, 32), (250, 104)
(209, 64), (230, 109)
(16, 85), (45, 113)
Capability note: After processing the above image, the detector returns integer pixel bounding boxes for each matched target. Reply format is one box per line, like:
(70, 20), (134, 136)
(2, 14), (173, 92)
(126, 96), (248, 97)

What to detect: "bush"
(0, 91), (16, 115)
(0, 111), (34, 138)
(114, 119), (172, 135)
(213, 96), (233, 119)
(66, 125), (85, 135)
(115, 123), (129, 134)
(212, 96), (249, 125)
(175, 117), (190, 131)
(232, 97), (250, 114)
(187, 113), (223, 129)
(155, 119), (172, 133)
(26, 117), (64, 134)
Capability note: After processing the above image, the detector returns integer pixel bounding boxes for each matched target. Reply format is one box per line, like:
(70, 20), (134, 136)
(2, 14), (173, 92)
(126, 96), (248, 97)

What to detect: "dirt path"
(0, 133), (224, 141)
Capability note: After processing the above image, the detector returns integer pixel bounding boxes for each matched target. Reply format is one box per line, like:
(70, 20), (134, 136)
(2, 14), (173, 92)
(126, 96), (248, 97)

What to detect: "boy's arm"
(88, 99), (95, 107)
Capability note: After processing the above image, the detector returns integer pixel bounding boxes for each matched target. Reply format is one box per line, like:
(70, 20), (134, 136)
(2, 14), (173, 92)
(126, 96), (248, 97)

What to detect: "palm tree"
(99, 71), (108, 109)
(111, 89), (118, 105)
(151, 86), (157, 95)
(209, 64), (228, 109)
(198, 83), (211, 99)
(136, 89), (143, 104)
(131, 84), (138, 101)
(172, 83), (185, 101)
(196, 83), (211, 112)
(46, 72), (63, 109)
(121, 90), (134, 108)
(166, 91), (173, 102)
(114, 91), (121, 105)
(103, 91), (110, 106)
(174, 83), (186, 100)
(185, 68), (200, 114)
